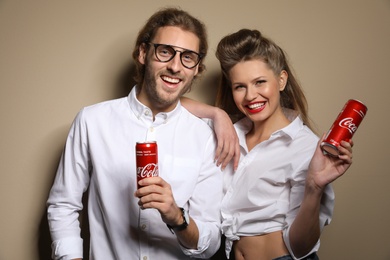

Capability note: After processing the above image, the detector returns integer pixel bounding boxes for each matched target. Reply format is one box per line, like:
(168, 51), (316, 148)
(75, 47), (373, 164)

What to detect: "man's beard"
(142, 61), (192, 110)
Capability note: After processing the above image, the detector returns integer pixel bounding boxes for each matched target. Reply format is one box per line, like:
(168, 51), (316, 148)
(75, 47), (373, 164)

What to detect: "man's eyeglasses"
(147, 42), (203, 69)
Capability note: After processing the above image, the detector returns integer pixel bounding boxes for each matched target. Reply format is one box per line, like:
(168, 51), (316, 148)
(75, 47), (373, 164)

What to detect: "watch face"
(183, 209), (190, 224)
(166, 208), (189, 233)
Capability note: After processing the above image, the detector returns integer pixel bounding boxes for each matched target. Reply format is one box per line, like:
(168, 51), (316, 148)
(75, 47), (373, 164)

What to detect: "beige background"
(1, 1), (389, 259)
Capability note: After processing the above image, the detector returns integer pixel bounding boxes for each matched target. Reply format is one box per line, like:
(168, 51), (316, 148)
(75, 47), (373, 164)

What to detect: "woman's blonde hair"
(216, 29), (314, 130)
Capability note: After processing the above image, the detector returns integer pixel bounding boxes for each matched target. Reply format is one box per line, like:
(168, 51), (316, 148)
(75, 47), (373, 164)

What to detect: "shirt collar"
(127, 85), (181, 124)
(274, 115), (304, 139)
(234, 111), (305, 142)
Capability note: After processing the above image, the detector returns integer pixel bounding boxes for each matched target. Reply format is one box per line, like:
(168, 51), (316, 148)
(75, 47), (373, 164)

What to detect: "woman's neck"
(246, 109), (291, 151)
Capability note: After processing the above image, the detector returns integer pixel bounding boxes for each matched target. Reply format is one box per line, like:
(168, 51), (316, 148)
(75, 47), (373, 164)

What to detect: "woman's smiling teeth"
(162, 75), (180, 84)
(247, 102), (265, 110)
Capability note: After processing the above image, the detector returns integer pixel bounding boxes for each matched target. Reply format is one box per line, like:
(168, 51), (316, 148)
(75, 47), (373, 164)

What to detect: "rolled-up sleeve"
(181, 135), (223, 258)
(47, 109), (90, 260)
(283, 161), (335, 260)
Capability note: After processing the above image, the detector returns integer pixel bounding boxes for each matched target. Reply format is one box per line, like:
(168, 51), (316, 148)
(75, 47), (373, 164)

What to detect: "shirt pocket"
(161, 155), (201, 205)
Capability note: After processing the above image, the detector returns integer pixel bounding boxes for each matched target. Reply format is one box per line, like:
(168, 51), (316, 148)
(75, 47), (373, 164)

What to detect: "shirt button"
(143, 256), (148, 260)
(141, 224), (147, 230)
(160, 113), (168, 123)
(149, 127), (154, 132)
(144, 110), (150, 116)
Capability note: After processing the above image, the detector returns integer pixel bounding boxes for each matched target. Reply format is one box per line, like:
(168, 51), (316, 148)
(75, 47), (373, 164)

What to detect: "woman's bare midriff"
(233, 231), (289, 260)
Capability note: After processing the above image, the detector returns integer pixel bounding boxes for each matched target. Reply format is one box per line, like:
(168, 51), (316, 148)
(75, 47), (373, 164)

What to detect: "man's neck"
(136, 86), (179, 117)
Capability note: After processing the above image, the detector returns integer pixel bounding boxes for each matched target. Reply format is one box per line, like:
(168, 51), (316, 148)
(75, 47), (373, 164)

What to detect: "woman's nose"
(245, 85), (258, 100)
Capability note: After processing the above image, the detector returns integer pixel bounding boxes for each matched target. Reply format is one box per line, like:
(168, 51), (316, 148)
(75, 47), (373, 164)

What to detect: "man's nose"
(166, 52), (182, 72)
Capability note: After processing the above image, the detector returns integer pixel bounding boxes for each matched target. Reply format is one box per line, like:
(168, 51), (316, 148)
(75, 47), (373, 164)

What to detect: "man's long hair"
(132, 7), (208, 88)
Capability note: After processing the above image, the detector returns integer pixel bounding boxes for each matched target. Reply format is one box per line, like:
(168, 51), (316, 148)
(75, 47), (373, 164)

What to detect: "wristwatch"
(167, 207), (189, 233)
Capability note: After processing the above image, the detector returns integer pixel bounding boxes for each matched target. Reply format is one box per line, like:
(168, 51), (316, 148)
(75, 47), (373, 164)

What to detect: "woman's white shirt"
(221, 116), (334, 259)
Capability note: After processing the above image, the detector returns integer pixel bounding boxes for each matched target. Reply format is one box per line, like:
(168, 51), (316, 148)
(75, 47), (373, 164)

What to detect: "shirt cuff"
(180, 221), (218, 258)
(51, 237), (83, 260)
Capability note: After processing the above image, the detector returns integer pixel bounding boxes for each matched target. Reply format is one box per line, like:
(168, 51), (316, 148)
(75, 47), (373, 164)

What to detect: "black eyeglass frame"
(146, 42), (203, 69)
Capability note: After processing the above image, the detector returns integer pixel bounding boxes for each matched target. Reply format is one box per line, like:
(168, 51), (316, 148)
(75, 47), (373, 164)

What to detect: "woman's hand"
(306, 135), (353, 192)
(213, 108), (240, 171)
(180, 97), (240, 171)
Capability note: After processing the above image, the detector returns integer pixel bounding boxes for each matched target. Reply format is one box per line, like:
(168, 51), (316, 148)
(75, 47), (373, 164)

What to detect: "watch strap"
(167, 207), (188, 234)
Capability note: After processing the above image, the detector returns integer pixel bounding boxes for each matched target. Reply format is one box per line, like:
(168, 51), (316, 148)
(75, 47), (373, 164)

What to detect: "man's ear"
(138, 43), (147, 65)
(279, 70), (288, 91)
(193, 64), (199, 77)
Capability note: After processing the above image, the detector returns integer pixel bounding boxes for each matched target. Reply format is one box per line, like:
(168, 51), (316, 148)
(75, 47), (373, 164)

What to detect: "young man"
(47, 8), (225, 260)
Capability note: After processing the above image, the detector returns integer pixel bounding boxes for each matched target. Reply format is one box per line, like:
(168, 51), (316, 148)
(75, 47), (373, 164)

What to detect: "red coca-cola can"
(321, 99), (368, 157)
(136, 141), (159, 189)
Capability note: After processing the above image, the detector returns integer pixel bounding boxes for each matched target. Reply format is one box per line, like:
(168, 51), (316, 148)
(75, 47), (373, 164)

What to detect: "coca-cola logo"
(339, 117), (357, 134)
(137, 163), (159, 178)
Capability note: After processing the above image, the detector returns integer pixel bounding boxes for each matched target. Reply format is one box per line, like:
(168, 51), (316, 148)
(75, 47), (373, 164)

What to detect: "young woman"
(182, 29), (353, 260)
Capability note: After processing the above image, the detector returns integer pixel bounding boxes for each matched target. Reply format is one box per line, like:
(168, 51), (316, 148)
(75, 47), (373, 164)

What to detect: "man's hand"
(135, 177), (181, 224)
(134, 177), (199, 249)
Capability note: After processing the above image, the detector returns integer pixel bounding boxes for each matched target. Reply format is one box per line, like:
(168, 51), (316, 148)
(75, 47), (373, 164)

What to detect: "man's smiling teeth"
(162, 76), (180, 84)
(247, 103), (264, 110)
